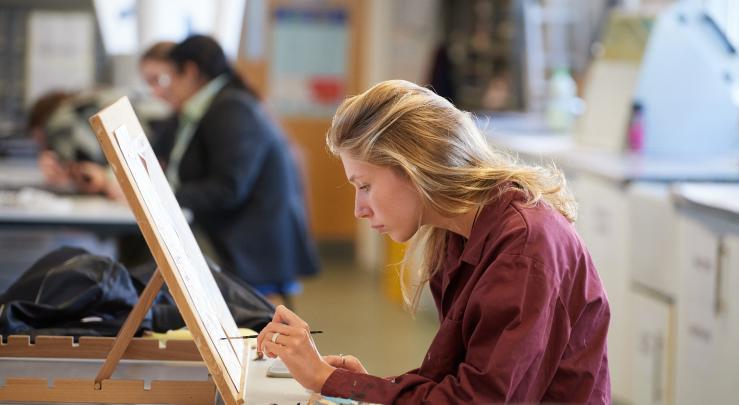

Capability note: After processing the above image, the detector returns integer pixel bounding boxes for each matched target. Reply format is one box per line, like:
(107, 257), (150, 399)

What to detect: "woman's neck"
(425, 204), (482, 240)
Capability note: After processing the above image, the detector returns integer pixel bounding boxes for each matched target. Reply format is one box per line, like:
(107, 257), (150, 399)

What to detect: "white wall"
(363, 0), (441, 87)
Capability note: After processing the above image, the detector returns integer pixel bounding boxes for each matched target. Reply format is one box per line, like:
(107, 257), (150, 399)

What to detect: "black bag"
(0, 247), (275, 340)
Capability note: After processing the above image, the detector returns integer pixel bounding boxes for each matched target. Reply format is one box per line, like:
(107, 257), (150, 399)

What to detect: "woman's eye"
(359, 184), (370, 191)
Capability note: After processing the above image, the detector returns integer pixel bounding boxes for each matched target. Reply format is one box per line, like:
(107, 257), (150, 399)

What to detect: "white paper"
(114, 125), (243, 390)
(128, 131), (246, 361)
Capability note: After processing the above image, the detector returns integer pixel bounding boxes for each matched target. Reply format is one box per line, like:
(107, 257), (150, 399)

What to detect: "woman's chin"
(388, 230), (413, 243)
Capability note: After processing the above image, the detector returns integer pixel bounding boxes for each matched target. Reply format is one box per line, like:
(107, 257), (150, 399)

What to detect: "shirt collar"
(181, 74), (229, 122)
(450, 187), (519, 267)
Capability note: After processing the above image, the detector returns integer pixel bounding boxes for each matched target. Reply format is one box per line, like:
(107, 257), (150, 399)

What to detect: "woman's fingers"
(261, 337), (298, 358)
(322, 354), (367, 374)
(70, 162), (107, 194)
(341, 355), (368, 374)
(256, 322), (310, 356)
(323, 355), (343, 368)
(257, 306), (311, 357)
(39, 152), (71, 186)
(272, 305), (309, 329)
(256, 322), (296, 351)
(257, 325), (336, 392)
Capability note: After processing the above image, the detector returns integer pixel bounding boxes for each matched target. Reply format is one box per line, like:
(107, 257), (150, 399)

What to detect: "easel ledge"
(0, 378), (215, 405)
(0, 334), (201, 361)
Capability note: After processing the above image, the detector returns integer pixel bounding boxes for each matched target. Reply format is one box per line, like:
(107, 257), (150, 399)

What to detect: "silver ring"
(339, 353), (345, 367)
(271, 332), (281, 344)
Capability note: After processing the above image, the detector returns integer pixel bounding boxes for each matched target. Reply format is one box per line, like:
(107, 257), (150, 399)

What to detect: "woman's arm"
(321, 254), (607, 404)
(258, 254), (607, 404)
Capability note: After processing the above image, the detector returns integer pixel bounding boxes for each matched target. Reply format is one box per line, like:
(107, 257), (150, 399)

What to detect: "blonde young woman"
(257, 80), (611, 404)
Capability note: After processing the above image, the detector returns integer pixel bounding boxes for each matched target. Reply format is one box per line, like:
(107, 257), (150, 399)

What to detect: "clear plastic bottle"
(546, 67), (578, 132)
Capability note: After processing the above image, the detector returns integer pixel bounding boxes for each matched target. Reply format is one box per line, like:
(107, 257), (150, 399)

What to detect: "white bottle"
(546, 67), (578, 132)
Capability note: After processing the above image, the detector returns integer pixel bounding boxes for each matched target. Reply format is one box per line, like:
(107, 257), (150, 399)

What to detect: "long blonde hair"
(326, 80), (577, 312)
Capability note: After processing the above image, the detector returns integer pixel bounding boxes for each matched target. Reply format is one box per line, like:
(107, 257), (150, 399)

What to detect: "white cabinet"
(674, 212), (739, 405)
(719, 233), (739, 398)
(630, 289), (675, 405)
(627, 183), (680, 405)
(628, 183), (678, 296)
(571, 173), (632, 402)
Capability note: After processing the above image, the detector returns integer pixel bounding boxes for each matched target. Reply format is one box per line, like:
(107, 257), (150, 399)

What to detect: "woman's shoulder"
(482, 189), (584, 267)
(471, 191), (593, 302)
(211, 83), (260, 111)
(204, 84), (273, 130)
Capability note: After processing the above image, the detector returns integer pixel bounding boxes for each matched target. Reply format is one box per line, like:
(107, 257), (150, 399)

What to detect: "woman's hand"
(38, 151), (72, 188)
(256, 305), (336, 392)
(323, 354), (368, 374)
(70, 162), (107, 194)
(70, 162), (123, 200)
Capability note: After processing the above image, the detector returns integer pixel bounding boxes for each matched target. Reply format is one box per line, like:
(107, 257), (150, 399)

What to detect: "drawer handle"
(652, 332), (664, 403)
(714, 238), (727, 315)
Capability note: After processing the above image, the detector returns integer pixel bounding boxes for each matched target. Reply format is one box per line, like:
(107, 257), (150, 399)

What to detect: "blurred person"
(61, 42), (177, 196)
(79, 35), (319, 306)
(27, 90), (123, 199)
(137, 40), (180, 145)
(28, 91), (76, 189)
(256, 80), (610, 404)
(27, 43), (178, 199)
(427, 41), (456, 103)
(158, 35), (319, 305)
(138, 41), (177, 105)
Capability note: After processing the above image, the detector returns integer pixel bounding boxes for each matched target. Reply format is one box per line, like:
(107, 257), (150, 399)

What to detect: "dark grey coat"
(155, 80), (319, 287)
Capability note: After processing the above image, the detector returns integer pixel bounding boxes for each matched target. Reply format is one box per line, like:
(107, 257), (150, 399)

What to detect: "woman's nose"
(354, 202), (371, 219)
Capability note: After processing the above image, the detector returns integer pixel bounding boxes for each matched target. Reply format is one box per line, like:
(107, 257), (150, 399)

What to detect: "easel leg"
(94, 268), (165, 388)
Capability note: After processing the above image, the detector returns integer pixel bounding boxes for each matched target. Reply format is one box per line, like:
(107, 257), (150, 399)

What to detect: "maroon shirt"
(322, 189), (611, 404)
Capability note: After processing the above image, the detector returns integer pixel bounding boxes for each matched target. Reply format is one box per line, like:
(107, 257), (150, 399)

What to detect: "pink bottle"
(628, 103), (644, 153)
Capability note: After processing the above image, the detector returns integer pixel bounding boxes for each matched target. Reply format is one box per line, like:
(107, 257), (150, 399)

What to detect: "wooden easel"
(0, 97), (251, 405)
(0, 269), (216, 404)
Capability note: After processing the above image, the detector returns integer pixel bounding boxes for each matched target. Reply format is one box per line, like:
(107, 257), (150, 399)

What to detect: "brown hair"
(139, 41), (176, 63)
(27, 91), (72, 130)
(326, 80), (577, 312)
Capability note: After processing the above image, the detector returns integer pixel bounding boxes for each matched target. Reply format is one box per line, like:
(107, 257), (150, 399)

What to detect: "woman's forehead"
(341, 154), (377, 178)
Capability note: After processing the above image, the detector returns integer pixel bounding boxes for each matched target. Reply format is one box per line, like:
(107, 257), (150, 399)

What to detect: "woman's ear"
(183, 61), (203, 83)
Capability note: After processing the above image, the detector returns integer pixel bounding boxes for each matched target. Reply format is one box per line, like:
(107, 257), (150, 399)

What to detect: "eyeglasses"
(144, 73), (171, 89)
